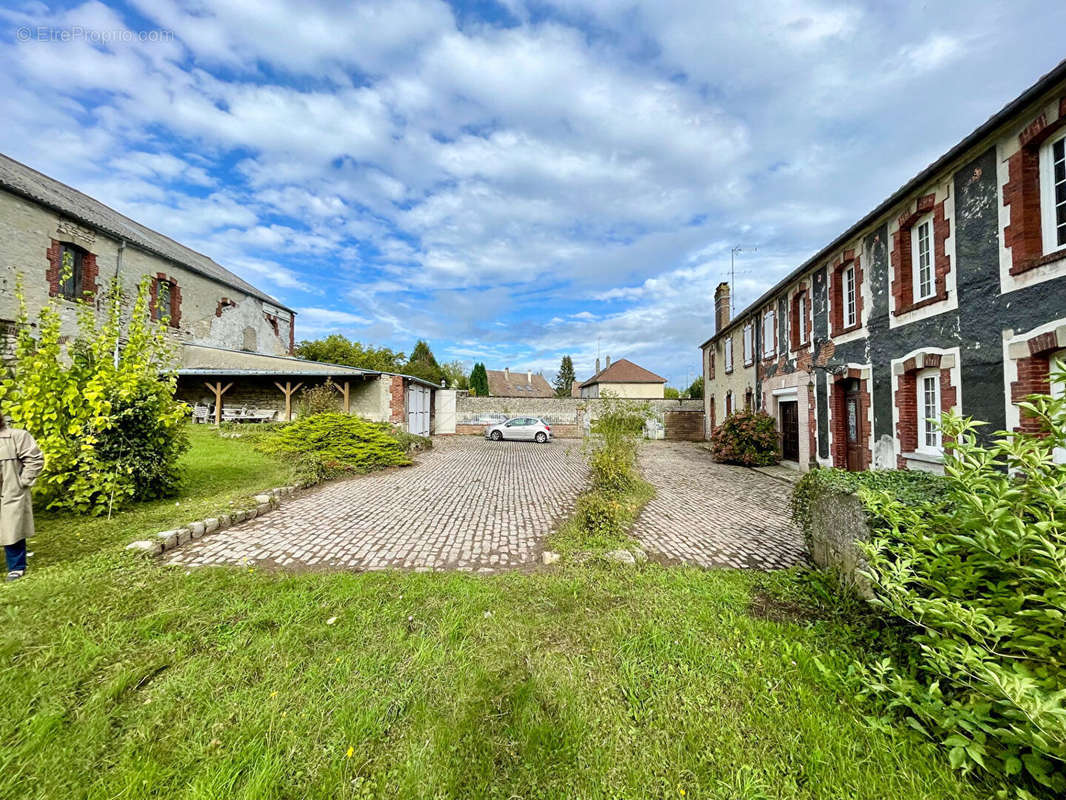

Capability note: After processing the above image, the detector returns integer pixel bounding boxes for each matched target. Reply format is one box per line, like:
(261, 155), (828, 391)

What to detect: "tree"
(664, 386), (681, 399)
(0, 275), (189, 514)
(469, 363), (489, 397)
(553, 355), (576, 397)
(404, 339), (444, 385)
(296, 334), (404, 372)
(440, 360), (469, 390)
(687, 376), (704, 399)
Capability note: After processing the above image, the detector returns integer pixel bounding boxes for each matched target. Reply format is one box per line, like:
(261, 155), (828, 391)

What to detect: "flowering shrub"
(710, 410), (780, 466)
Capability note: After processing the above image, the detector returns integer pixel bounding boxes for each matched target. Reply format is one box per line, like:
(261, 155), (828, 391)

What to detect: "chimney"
(595, 357), (601, 374)
(605, 355), (610, 368)
(526, 370), (531, 383)
(715, 282), (731, 333)
(504, 367), (510, 380)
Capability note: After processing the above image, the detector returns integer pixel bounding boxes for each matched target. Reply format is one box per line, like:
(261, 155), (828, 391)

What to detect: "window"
(798, 293), (808, 345)
(917, 368), (942, 452)
(911, 215), (934, 300)
(725, 391), (732, 415)
(58, 243), (84, 300)
(724, 337), (733, 372)
(842, 265), (857, 328)
(762, 310), (775, 358)
(1054, 352), (1065, 465)
(742, 324), (753, 365)
(154, 279), (173, 322)
(1040, 131), (1066, 254)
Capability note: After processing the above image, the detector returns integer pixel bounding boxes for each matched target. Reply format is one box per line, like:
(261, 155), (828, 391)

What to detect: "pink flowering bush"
(710, 410), (780, 466)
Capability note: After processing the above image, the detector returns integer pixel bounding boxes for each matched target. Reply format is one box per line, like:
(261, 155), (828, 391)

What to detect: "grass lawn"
(0, 428), (986, 799)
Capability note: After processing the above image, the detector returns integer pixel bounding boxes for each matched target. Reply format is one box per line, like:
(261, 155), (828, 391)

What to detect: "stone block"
(256, 502), (271, 515)
(156, 530), (179, 549)
(218, 513), (232, 529)
(253, 494), (273, 506)
(808, 489), (873, 598)
(204, 518), (220, 534)
(188, 521), (206, 539)
(126, 539), (162, 556)
(176, 527), (192, 545)
(541, 550), (560, 565)
(604, 549), (636, 565)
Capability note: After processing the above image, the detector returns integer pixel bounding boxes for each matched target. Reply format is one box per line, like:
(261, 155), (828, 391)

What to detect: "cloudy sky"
(1, 1), (1064, 386)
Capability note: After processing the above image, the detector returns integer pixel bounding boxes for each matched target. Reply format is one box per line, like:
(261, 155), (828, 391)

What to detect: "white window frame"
(911, 213), (935, 301)
(916, 368), (942, 454)
(1040, 130), (1066, 255)
(724, 336), (733, 373)
(842, 265), (857, 328)
(742, 324), (753, 365)
(762, 310), (776, 358)
(797, 293), (808, 346)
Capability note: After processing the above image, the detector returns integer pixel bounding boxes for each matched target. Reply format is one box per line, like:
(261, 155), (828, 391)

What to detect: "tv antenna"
(730, 244), (757, 315)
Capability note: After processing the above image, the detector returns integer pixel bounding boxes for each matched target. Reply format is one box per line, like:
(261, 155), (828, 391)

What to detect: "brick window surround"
(829, 369), (871, 470)
(1010, 327), (1066, 434)
(789, 288), (812, 351)
(46, 239), (99, 301)
(829, 250), (863, 337)
(892, 193), (951, 315)
(389, 376), (406, 423)
(215, 297), (237, 317)
(894, 353), (957, 469)
(1003, 97), (1066, 275)
(149, 273), (182, 328)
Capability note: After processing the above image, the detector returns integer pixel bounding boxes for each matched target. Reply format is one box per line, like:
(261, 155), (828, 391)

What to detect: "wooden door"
(780, 401), (799, 462)
(845, 383), (863, 471)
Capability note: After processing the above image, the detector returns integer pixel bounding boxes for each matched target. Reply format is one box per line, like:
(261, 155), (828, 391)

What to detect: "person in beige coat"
(1, 419), (45, 582)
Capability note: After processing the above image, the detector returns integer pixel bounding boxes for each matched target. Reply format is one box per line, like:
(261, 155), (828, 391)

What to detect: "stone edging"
(124, 485), (297, 557)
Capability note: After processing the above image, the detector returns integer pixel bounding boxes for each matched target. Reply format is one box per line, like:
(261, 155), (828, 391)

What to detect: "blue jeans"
(4, 540), (26, 572)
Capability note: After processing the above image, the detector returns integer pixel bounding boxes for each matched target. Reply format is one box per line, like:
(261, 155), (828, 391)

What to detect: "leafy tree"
(687, 376), (704, 399)
(440, 360), (469, 390)
(553, 355), (576, 397)
(664, 386), (681, 399)
(404, 339), (444, 385)
(0, 275), (189, 514)
(468, 363), (489, 396)
(295, 334), (404, 372)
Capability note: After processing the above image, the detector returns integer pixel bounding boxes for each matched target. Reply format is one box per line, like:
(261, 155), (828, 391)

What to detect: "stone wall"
(807, 489), (872, 598)
(454, 396), (701, 436)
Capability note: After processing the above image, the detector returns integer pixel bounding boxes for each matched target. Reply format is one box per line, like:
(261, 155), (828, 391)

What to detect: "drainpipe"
(113, 240), (125, 368)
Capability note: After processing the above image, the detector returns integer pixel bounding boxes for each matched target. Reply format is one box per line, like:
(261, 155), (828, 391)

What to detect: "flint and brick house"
(701, 60), (1066, 473)
(0, 153), (442, 434)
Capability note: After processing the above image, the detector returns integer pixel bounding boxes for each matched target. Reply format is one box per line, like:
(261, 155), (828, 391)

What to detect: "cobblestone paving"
(633, 442), (806, 570)
(166, 438), (587, 572)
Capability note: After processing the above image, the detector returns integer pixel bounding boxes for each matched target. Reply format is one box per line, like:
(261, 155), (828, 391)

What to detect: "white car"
(484, 417), (552, 443)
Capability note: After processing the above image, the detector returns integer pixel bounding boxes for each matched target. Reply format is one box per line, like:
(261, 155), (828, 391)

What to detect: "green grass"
(0, 429), (987, 799)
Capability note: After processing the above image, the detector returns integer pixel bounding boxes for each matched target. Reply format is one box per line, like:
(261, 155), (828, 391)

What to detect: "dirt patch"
(747, 589), (818, 624)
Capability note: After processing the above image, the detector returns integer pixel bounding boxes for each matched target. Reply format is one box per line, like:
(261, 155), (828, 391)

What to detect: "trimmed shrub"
(710, 410), (780, 466)
(257, 413), (412, 485)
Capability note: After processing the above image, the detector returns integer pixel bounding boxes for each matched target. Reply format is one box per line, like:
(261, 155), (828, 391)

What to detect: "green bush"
(257, 413), (412, 485)
(710, 410), (780, 466)
(855, 389), (1066, 796)
(296, 380), (341, 417)
(0, 276), (188, 514)
(790, 467), (950, 549)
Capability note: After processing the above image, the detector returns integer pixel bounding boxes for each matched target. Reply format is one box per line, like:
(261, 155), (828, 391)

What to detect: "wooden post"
(205, 381), (233, 426)
(274, 380), (304, 422)
(331, 380), (351, 413)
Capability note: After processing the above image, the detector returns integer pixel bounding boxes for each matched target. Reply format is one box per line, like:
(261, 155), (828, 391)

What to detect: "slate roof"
(486, 369), (555, 398)
(580, 358), (666, 387)
(0, 153), (292, 312)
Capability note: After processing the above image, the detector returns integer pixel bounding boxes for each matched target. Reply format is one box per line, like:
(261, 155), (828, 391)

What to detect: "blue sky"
(1, 1), (1064, 387)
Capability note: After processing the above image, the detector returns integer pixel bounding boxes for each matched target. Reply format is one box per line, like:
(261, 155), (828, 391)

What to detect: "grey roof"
(0, 152), (293, 312)
(699, 57), (1066, 349)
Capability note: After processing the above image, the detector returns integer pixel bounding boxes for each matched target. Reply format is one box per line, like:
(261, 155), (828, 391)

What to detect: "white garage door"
(406, 384), (431, 437)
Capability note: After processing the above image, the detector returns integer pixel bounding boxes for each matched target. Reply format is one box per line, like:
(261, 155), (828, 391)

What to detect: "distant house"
(486, 368), (554, 398)
(579, 357), (666, 399)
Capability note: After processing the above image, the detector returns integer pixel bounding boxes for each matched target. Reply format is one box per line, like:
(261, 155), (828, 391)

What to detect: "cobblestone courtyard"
(633, 442), (806, 569)
(167, 438), (587, 572)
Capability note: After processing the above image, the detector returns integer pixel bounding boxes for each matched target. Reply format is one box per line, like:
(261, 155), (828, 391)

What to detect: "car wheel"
(535, 432), (547, 443)
(490, 430), (503, 441)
